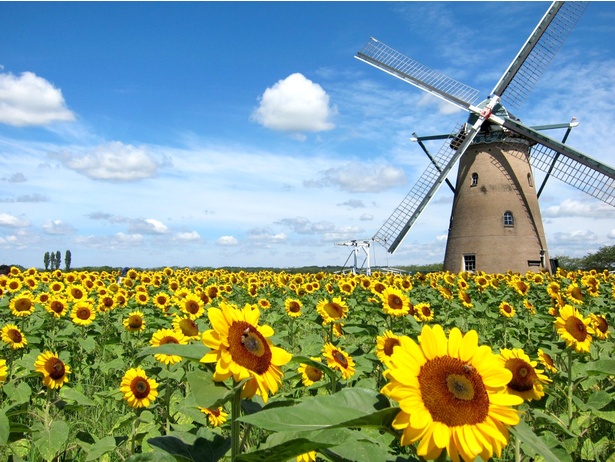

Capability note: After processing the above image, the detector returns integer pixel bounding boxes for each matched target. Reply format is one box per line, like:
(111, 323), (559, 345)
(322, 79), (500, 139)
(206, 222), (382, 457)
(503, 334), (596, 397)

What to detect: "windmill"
(355, 1), (615, 274)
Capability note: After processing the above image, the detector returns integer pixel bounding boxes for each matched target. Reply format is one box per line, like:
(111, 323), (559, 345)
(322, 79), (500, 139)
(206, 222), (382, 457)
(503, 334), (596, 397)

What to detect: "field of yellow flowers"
(0, 266), (613, 462)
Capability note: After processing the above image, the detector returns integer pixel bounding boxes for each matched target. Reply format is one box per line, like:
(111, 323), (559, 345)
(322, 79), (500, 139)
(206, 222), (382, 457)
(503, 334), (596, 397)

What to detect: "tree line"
(44, 250), (72, 271)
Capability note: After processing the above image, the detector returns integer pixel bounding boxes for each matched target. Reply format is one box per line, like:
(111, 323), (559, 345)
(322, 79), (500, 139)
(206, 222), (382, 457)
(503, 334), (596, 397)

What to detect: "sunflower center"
(332, 350), (348, 368)
(305, 365), (323, 382)
(387, 294), (403, 310)
(131, 377), (151, 399)
(384, 338), (401, 356)
(594, 316), (608, 334)
(72, 288), (84, 299)
(51, 301), (65, 314)
(324, 302), (344, 319)
(506, 358), (537, 392)
(289, 301), (301, 313)
(15, 299), (32, 312)
(185, 301), (200, 314)
(418, 356), (489, 426)
(228, 321), (272, 375)
(160, 336), (179, 345)
(421, 305), (431, 317)
(46, 358), (66, 380)
(179, 319), (199, 336)
(565, 317), (587, 342)
(77, 308), (91, 320)
(209, 408), (221, 417)
(8, 329), (22, 343)
(129, 316), (143, 328)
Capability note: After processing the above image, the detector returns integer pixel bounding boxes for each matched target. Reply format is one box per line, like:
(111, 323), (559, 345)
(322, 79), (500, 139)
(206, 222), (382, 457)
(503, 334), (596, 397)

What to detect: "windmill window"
(471, 172), (479, 187)
(527, 173), (533, 187)
(503, 211), (514, 227)
(463, 255), (476, 272)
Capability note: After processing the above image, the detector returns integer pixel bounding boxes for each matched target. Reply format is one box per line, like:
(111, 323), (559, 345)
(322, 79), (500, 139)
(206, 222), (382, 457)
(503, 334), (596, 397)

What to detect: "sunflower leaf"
(32, 419), (70, 461)
(238, 388), (397, 432)
(138, 344), (209, 361)
(585, 359), (615, 376)
(510, 420), (571, 462)
(186, 370), (249, 409)
(147, 434), (231, 462)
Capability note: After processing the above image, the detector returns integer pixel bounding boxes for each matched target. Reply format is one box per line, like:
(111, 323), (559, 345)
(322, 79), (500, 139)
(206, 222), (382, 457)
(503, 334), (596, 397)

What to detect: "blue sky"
(1, 1), (615, 270)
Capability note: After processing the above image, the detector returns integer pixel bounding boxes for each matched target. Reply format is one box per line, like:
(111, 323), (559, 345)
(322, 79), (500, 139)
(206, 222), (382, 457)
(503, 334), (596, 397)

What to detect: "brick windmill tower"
(355, 1), (615, 274)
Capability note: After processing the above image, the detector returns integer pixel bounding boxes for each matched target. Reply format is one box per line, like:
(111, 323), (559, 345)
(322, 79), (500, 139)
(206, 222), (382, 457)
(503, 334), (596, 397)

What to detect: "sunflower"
(120, 367), (159, 408)
(134, 291), (150, 306)
(380, 287), (411, 317)
(45, 295), (69, 318)
(173, 316), (200, 339)
(523, 299), (536, 315)
(316, 297), (348, 324)
(0, 359), (7, 384)
(200, 302), (292, 403)
(590, 314), (610, 340)
(297, 451), (317, 462)
(438, 286), (454, 301)
(565, 283), (583, 305)
(258, 298), (271, 310)
(1, 324), (28, 349)
(554, 304), (594, 353)
(499, 301), (515, 318)
(510, 278), (529, 297)
(546, 281), (561, 299)
(97, 295), (116, 312)
(322, 343), (355, 380)
(458, 290), (473, 309)
(298, 357), (324, 386)
(179, 293), (205, 319)
(198, 406), (228, 427)
(414, 303), (434, 322)
(67, 284), (88, 301)
(498, 348), (551, 401)
(150, 328), (189, 365)
(537, 349), (558, 374)
(5, 277), (22, 293)
(34, 351), (71, 389)
(9, 291), (36, 317)
(123, 311), (146, 333)
(284, 298), (303, 318)
(375, 331), (402, 364)
(71, 301), (96, 326)
(381, 324), (522, 462)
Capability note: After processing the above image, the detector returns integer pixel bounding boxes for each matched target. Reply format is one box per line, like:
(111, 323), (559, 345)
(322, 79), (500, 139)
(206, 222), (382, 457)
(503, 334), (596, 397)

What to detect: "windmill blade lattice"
(373, 123), (470, 253)
(356, 38), (480, 111)
(493, 1), (589, 110)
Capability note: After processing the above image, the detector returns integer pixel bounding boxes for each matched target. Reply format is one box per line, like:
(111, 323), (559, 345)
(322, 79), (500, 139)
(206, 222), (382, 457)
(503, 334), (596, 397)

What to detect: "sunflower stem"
(514, 433), (522, 462)
(231, 386), (242, 461)
(566, 348), (574, 426)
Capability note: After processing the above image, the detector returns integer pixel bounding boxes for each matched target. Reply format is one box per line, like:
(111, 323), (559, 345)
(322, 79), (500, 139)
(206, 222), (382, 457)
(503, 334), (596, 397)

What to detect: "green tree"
(44, 252), (50, 270)
(581, 244), (615, 271)
(49, 252), (56, 270)
(55, 250), (61, 270)
(65, 250), (72, 271)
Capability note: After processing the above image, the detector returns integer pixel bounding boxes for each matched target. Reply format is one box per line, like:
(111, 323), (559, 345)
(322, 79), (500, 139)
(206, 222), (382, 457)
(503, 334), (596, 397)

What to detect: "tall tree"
(65, 250), (72, 271)
(44, 252), (50, 270)
(55, 251), (61, 270)
(582, 245), (615, 271)
(50, 252), (56, 270)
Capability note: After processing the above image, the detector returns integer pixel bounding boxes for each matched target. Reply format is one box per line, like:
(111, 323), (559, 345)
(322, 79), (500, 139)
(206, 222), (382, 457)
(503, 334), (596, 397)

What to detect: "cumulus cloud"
(2, 172), (27, 183)
(127, 218), (169, 235)
(0, 193), (48, 203)
(173, 231), (201, 241)
(0, 213), (30, 228)
(542, 199), (615, 219)
(251, 73), (336, 134)
(247, 227), (287, 245)
(0, 71), (75, 126)
(360, 213), (374, 221)
(52, 141), (158, 181)
(552, 229), (598, 243)
(338, 199), (365, 209)
(42, 220), (75, 235)
(277, 217), (363, 241)
(305, 162), (407, 193)
(216, 235), (238, 246)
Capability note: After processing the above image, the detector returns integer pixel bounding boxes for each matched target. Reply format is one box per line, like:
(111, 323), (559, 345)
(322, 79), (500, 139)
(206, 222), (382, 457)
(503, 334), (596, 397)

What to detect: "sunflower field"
(0, 266), (613, 462)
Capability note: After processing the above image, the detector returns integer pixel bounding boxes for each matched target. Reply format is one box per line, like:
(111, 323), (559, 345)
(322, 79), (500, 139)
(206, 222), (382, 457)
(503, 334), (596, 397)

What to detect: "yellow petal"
(459, 329), (478, 362)
(448, 327), (462, 358)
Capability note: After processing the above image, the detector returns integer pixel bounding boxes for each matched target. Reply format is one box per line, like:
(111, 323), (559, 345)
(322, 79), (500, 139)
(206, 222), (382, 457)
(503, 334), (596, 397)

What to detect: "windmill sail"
(493, 1), (589, 109)
(498, 119), (615, 205)
(356, 38), (480, 111)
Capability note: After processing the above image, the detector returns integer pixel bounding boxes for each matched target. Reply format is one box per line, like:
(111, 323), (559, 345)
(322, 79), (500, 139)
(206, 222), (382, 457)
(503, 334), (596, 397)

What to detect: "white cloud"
(360, 213), (374, 221)
(552, 229), (598, 243)
(174, 231), (201, 241)
(305, 162), (407, 193)
(52, 141), (158, 181)
(128, 218), (169, 235)
(542, 199), (615, 219)
(216, 235), (238, 246)
(247, 228), (287, 246)
(0, 71), (75, 126)
(42, 220), (74, 235)
(251, 73), (336, 134)
(0, 213), (30, 228)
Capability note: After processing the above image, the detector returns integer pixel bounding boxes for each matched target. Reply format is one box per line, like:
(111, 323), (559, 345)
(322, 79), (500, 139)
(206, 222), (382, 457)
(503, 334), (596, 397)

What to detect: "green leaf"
(586, 390), (612, 411)
(322, 437), (396, 462)
(511, 420), (571, 462)
(60, 386), (96, 406)
(2, 381), (32, 405)
(239, 388), (397, 432)
(147, 435), (231, 462)
(99, 357), (126, 374)
(0, 411), (9, 445)
(186, 370), (231, 409)
(289, 355), (339, 382)
(138, 343), (209, 361)
(32, 419), (70, 461)
(585, 359), (615, 376)
(531, 410), (578, 438)
(85, 435), (118, 462)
